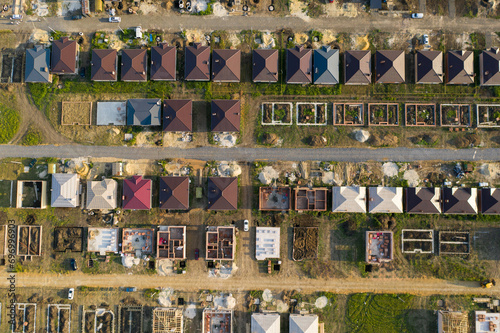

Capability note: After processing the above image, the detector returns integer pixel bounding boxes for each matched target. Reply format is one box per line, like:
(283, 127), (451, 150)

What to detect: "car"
(194, 248), (199, 260)
(422, 34), (429, 45)
(71, 15), (82, 20)
(79, 67), (86, 78)
(244, 220), (249, 232)
(68, 288), (74, 300)
(28, 158), (37, 168)
(70, 258), (77, 271)
(125, 287), (137, 292)
(109, 16), (121, 23)
(411, 13), (424, 18)
(11, 14), (22, 20)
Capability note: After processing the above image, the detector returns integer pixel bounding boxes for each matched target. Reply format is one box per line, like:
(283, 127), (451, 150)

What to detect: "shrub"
(0, 105), (20, 143)
(21, 127), (43, 146)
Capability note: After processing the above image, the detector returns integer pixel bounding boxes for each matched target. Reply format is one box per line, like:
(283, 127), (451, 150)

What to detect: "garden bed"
(405, 104), (436, 126)
(368, 103), (399, 126)
(13, 303), (37, 333)
(439, 231), (470, 255)
(440, 104), (471, 127)
(16, 225), (42, 256)
(476, 104), (500, 127)
(401, 229), (434, 254)
(83, 308), (115, 333)
(47, 304), (71, 333)
(118, 306), (143, 333)
(53, 227), (83, 252)
(292, 227), (318, 261)
(296, 103), (327, 125)
(333, 103), (364, 126)
(261, 102), (292, 125)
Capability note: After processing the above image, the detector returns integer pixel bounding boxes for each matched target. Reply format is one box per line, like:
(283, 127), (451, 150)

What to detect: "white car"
(244, 220), (249, 232)
(422, 34), (429, 45)
(109, 16), (121, 23)
(411, 13), (424, 18)
(68, 288), (74, 300)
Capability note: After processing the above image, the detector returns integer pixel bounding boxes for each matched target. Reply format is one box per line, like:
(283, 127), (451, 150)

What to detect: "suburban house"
(251, 313), (280, 333)
(25, 45), (52, 83)
(259, 187), (290, 211)
(446, 50), (474, 85)
(480, 188), (500, 214)
(313, 46), (339, 85)
(375, 50), (405, 83)
(126, 99), (161, 126)
(150, 43), (176, 81)
(480, 47), (500, 86)
(91, 49), (117, 81)
(438, 311), (468, 333)
(202, 309), (233, 333)
(255, 227), (280, 261)
(87, 227), (119, 254)
(475, 311), (499, 333)
(51, 37), (78, 74)
(122, 175), (152, 210)
(252, 49), (279, 83)
(415, 50), (443, 84)
(206, 226), (235, 260)
(211, 99), (241, 132)
(207, 177), (238, 210)
(366, 231), (393, 264)
(163, 99), (192, 132)
(51, 173), (80, 208)
(286, 45), (313, 84)
(344, 50), (371, 85)
(405, 187), (442, 214)
(212, 49), (241, 82)
(368, 187), (403, 213)
(157, 226), (186, 260)
(86, 179), (118, 210)
(159, 176), (189, 210)
(121, 49), (147, 82)
(185, 43), (210, 81)
(289, 314), (318, 333)
(294, 187), (327, 211)
(332, 186), (367, 213)
(442, 187), (478, 214)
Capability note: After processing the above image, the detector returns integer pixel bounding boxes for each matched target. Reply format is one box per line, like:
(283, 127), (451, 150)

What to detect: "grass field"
(0, 103), (20, 144)
(0, 179), (13, 207)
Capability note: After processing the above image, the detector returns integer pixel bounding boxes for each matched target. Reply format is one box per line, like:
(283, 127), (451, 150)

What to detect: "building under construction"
(438, 311), (468, 333)
(206, 226), (235, 260)
(202, 309), (233, 333)
(152, 308), (183, 333)
(259, 187), (290, 211)
(156, 226), (186, 260)
(294, 187), (327, 211)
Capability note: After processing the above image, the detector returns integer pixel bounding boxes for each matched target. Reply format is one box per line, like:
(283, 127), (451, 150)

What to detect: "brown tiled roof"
(159, 176), (189, 210)
(150, 43), (176, 81)
(480, 188), (500, 214)
(405, 187), (441, 214)
(212, 49), (241, 82)
(415, 50), (443, 84)
(211, 100), (240, 132)
(344, 50), (371, 85)
(163, 99), (192, 132)
(121, 49), (147, 82)
(480, 48), (500, 86)
(446, 50), (474, 85)
(51, 37), (77, 74)
(253, 49), (279, 82)
(185, 43), (210, 81)
(442, 187), (477, 214)
(286, 45), (312, 84)
(208, 177), (238, 210)
(91, 49), (117, 81)
(375, 50), (405, 83)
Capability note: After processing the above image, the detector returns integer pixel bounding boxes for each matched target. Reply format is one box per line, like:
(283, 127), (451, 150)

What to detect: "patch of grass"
(21, 127), (43, 146)
(0, 104), (20, 143)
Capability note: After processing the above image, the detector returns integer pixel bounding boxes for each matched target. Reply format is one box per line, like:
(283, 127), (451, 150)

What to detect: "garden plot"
(47, 304), (71, 333)
(405, 104), (436, 126)
(82, 308), (115, 333)
(53, 227), (83, 252)
(292, 227), (318, 261)
(16, 225), (42, 257)
(61, 101), (92, 126)
(440, 104), (471, 127)
(12, 303), (37, 333)
(439, 231), (470, 255)
(476, 104), (500, 128)
(333, 103), (364, 126)
(118, 306), (143, 333)
(401, 229), (434, 254)
(296, 103), (327, 126)
(368, 103), (399, 126)
(261, 103), (293, 125)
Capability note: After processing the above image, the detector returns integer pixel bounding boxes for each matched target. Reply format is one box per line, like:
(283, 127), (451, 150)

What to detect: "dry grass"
(61, 101), (92, 125)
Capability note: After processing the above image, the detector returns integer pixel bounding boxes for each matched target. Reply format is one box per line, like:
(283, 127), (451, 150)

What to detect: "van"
(411, 13), (424, 18)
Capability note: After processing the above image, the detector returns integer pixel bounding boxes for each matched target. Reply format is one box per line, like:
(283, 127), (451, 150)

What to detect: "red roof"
(123, 175), (152, 210)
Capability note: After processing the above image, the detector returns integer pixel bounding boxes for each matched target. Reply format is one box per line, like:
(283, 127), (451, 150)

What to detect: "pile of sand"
(184, 304), (197, 319)
(158, 288), (174, 306)
(382, 162), (399, 177)
(322, 171), (335, 185)
(262, 289), (273, 302)
(258, 166), (279, 184)
(214, 294), (236, 309)
(289, 0), (310, 21)
(218, 161), (241, 177)
(315, 296), (328, 308)
(353, 130), (370, 143)
(403, 169), (420, 187)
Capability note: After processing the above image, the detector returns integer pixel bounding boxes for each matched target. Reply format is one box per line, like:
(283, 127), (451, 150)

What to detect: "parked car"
(109, 16), (121, 23)
(194, 248), (199, 260)
(244, 220), (249, 232)
(11, 14), (22, 20)
(411, 13), (424, 18)
(70, 258), (78, 271)
(68, 288), (74, 300)
(71, 15), (82, 20)
(125, 287), (137, 292)
(422, 34), (429, 45)
(28, 158), (37, 168)
(79, 67), (86, 78)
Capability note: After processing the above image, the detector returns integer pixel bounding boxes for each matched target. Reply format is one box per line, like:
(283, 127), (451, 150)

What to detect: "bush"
(21, 127), (43, 146)
(0, 104), (20, 143)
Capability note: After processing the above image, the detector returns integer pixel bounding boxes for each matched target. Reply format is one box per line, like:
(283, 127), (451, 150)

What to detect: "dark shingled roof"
(252, 49), (279, 82)
(442, 187), (477, 214)
(159, 176), (189, 210)
(51, 37), (78, 74)
(212, 49), (241, 82)
(415, 50), (443, 84)
(375, 50), (405, 83)
(211, 99), (240, 132)
(25, 45), (52, 83)
(480, 188), (500, 214)
(286, 45), (312, 84)
(185, 43), (210, 81)
(126, 99), (161, 126)
(163, 99), (192, 132)
(91, 49), (117, 81)
(123, 175), (152, 210)
(121, 49), (147, 82)
(150, 43), (176, 81)
(344, 50), (371, 85)
(313, 46), (339, 85)
(405, 187), (442, 214)
(446, 50), (474, 85)
(207, 177), (238, 210)
(480, 48), (500, 86)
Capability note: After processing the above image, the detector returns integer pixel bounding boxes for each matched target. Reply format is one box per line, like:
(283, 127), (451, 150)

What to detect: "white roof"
(51, 173), (80, 208)
(475, 311), (500, 333)
(86, 179), (118, 210)
(255, 227), (280, 260)
(368, 187), (403, 213)
(251, 313), (280, 333)
(87, 227), (119, 254)
(289, 314), (318, 333)
(332, 186), (366, 213)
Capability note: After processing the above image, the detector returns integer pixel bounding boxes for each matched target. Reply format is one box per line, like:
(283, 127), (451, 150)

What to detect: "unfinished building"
(16, 225), (42, 257)
(206, 226), (235, 261)
(366, 231), (393, 264)
(401, 229), (434, 254)
(292, 227), (318, 261)
(122, 228), (154, 255)
(202, 309), (233, 333)
(152, 308), (183, 333)
(157, 226), (186, 260)
(259, 187), (290, 211)
(16, 180), (47, 208)
(294, 187), (327, 211)
(53, 227), (83, 252)
(118, 306), (143, 333)
(87, 227), (119, 255)
(475, 311), (499, 333)
(255, 227), (280, 261)
(438, 311), (468, 333)
(439, 231), (470, 255)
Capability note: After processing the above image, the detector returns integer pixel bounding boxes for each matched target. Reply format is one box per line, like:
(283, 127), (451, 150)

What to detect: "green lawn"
(0, 180), (13, 207)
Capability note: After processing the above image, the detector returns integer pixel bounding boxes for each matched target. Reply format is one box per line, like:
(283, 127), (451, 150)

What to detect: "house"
(415, 50), (443, 84)
(438, 311), (468, 333)
(150, 43), (176, 81)
(185, 43), (210, 81)
(313, 46), (339, 84)
(126, 99), (161, 126)
(157, 226), (186, 259)
(91, 49), (117, 81)
(207, 177), (238, 210)
(25, 45), (52, 83)
(16, 181), (47, 209)
(87, 227), (119, 255)
(51, 173), (80, 208)
(332, 186), (367, 213)
(344, 50), (371, 85)
(121, 49), (147, 82)
(446, 50), (474, 85)
(442, 187), (477, 214)
(368, 187), (403, 213)
(480, 188), (500, 214)
(86, 179), (118, 210)
(375, 50), (405, 83)
(211, 99), (240, 132)
(286, 45), (312, 84)
(475, 311), (499, 333)
(152, 308), (183, 333)
(289, 314), (318, 333)
(163, 99), (192, 132)
(251, 313), (280, 333)
(405, 187), (442, 214)
(294, 187), (327, 211)
(252, 49), (279, 83)
(51, 37), (78, 74)
(159, 176), (189, 210)
(122, 175), (152, 210)
(366, 231), (393, 264)
(255, 227), (280, 260)
(480, 48), (500, 86)
(202, 309), (233, 333)
(212, 49), (241, 82)
(259, 187), (290, 211)
(206, 226), (235, 260)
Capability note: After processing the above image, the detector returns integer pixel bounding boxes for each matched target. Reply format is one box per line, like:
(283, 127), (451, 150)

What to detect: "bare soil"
(292, 227), (318, 261)
(53, 227), (83, 252)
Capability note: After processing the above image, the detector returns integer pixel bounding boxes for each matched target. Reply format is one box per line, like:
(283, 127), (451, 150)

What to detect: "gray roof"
(25, 45), (51, 83)
(289, 314), (318, 333)
(126, 99), (161, 126)
(86, 179), (118, 210)
(368, 187), (403, 213)
(51, 173), (79, 208)
(251, 313), (280, 333)
(332, 186), (366, 213)
(313, 46), (339, 84)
